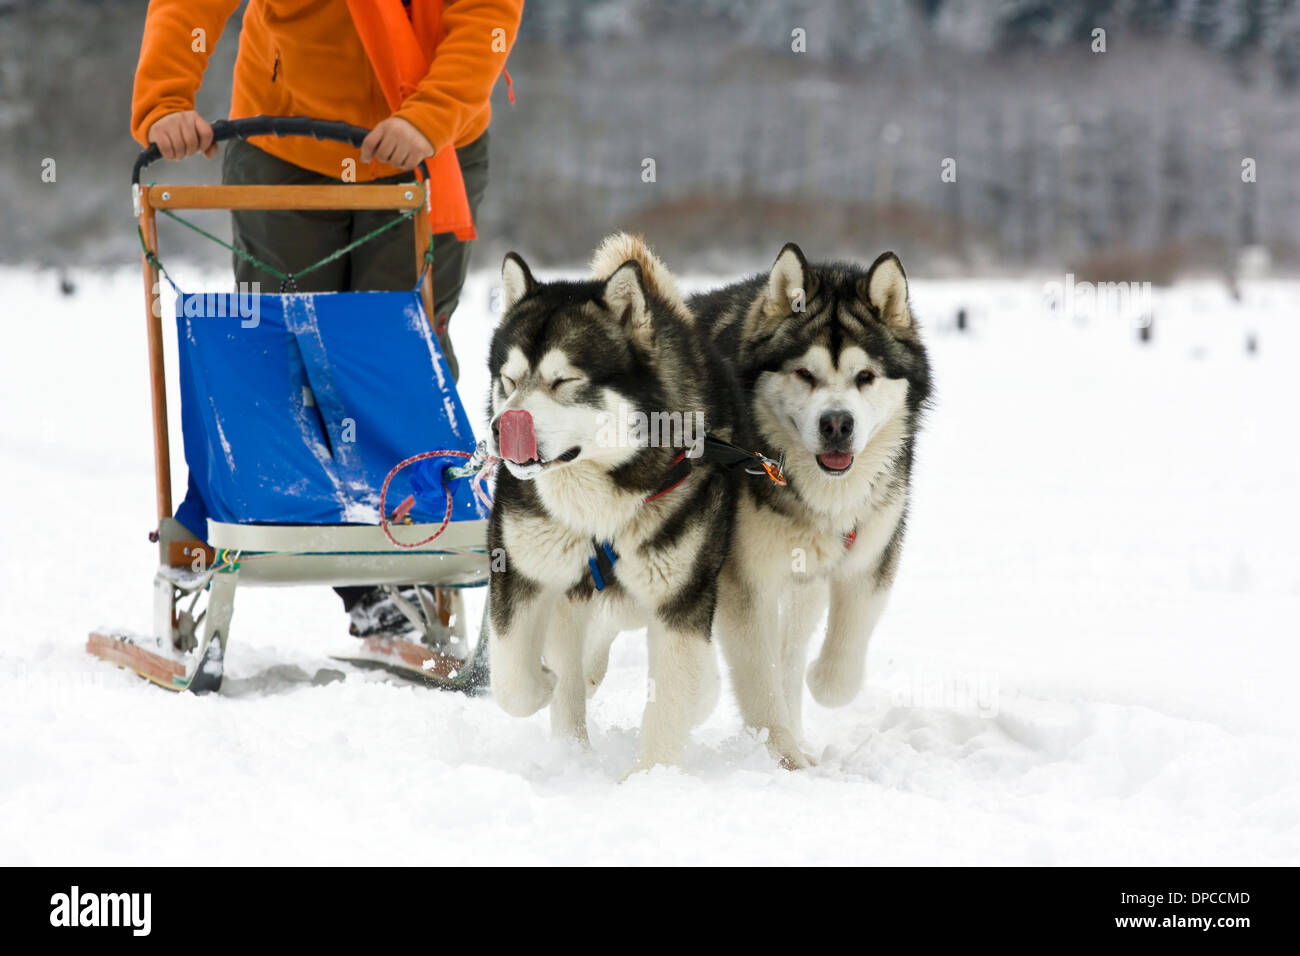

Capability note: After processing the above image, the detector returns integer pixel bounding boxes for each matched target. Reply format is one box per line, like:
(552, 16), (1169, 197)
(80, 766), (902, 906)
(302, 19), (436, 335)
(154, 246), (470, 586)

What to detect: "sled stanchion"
(414, 203), (435, 323)
(138, 191), (172, 524)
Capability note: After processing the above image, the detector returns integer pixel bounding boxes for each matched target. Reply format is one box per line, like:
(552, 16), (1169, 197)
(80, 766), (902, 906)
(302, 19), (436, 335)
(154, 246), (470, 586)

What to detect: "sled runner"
(86, 116), (492, 694)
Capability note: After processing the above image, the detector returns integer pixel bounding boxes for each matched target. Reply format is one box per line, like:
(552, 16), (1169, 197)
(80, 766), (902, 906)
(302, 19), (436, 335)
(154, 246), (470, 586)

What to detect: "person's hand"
(148, 110), (217, 160)
(360, 116), (434, 171)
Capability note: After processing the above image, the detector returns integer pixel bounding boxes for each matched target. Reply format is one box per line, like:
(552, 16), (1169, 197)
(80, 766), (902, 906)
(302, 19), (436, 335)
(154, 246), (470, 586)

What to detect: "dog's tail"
(589, 232), (692, 324)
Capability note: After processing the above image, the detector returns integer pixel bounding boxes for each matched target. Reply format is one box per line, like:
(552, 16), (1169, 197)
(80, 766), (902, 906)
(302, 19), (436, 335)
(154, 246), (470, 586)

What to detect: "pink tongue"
(818, 451), (853, 470)
(499, 409), (539, 464)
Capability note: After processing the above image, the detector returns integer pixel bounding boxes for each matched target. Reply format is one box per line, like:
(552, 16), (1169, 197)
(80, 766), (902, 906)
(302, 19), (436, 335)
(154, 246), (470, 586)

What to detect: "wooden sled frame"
(88, 143), (491, 695)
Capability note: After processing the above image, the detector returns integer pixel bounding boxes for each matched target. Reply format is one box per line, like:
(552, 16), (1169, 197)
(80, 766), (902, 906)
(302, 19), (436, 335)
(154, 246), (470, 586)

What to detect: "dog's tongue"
(499, 409), (539, 464)
(818, 451), (854, 471)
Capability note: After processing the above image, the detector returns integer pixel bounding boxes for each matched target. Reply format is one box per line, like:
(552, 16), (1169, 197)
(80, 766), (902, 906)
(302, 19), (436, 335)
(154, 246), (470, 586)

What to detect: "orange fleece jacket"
(131, 0), (522, 181)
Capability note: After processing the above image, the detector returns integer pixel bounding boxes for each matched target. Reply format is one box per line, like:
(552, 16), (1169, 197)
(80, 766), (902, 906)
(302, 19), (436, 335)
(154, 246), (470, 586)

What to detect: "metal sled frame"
(87, 145), (490, 694)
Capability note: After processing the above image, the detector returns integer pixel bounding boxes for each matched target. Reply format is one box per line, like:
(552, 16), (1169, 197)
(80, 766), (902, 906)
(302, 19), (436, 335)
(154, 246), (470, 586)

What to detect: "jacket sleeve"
(394, 0), (524, 154)
(130, 0), (242, 147)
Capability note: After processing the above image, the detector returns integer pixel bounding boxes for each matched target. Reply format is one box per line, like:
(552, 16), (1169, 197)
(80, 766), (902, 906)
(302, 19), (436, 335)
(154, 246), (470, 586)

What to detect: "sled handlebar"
(131, 115), (430, 185)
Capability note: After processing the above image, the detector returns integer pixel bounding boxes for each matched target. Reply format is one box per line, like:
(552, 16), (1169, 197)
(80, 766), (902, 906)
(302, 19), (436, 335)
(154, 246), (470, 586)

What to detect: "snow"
(1, 264), (1297, 865)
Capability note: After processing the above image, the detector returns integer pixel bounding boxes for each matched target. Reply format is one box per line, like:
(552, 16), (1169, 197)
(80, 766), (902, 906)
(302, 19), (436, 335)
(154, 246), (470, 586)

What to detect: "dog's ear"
(861, 251), (912, 332)
(766, 242), (810, 317)
(603, 259), (654, 347)
(501, 252), (537, 312)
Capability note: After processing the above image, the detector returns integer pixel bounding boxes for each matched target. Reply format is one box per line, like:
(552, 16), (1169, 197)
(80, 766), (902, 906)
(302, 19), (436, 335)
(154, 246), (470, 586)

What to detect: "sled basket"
(172, 285), (488, 572)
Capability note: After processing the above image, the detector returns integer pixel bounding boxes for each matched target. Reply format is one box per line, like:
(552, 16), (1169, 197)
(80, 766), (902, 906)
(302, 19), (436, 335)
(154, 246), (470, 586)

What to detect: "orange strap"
(345, 0), (475, 240)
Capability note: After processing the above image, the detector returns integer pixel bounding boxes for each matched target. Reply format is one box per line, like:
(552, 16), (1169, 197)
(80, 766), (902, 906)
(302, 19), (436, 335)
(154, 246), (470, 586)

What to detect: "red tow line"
(378, 449), (473, 549)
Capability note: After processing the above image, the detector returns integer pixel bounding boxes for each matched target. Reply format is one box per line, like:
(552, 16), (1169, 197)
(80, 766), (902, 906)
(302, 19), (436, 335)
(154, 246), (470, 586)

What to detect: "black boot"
(346, 587), (418, 639)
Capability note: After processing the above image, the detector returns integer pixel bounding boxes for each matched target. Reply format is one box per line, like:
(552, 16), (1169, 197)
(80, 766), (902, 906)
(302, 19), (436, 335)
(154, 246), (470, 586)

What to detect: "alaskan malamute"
(691, 244), (932, 768)
(486, 234), (742, 774)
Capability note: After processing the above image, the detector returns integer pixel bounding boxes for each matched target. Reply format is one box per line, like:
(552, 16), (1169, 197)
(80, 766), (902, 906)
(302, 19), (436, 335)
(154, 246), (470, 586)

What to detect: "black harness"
(587, 436), (784, 591)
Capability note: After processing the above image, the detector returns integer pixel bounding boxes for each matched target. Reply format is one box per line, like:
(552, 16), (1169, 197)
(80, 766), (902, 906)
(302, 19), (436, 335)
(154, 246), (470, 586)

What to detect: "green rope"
(156, 210), (289, 283)
(144, 179), (434, 292)
(136, 224), (166, 275)
(295, 205), (427, 283)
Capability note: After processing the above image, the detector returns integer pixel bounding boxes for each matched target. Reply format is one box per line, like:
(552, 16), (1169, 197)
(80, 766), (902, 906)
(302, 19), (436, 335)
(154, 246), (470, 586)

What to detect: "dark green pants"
(221, 131), (490, 380)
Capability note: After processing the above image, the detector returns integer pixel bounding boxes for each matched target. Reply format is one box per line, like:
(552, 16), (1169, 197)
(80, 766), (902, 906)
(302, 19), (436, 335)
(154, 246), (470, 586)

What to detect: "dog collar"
(643, 452), (693, 504)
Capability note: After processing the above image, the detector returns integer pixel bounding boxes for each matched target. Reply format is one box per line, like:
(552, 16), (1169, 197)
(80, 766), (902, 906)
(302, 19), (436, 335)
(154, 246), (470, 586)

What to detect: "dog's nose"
(819, 410), (854, 441)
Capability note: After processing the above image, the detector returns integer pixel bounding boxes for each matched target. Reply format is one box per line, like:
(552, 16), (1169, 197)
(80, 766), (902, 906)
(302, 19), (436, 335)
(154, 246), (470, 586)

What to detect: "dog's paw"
(806, 654), (862, 708)
(779, 751), (817, 771)
(492, 663), (557, 717)
(553, 723), (593, 750)
(619, 753), (681, 782)
(618, 760), (653, 783)
(622, 736), (687, 779)
(767, 728), (816, 771)
(549, 707), (592, 748)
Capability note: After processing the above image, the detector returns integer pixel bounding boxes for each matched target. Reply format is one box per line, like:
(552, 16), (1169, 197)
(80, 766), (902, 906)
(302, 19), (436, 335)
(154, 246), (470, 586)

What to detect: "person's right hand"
(148, 110), (217, 160)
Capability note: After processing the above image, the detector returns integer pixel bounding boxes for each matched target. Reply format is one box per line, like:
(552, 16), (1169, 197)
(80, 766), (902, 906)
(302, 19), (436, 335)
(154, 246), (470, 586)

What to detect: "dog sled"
(86, 116), (493, 694)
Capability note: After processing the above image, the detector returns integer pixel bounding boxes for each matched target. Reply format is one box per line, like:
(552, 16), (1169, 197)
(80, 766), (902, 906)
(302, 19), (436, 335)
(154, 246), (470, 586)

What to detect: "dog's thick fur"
(691, 244), (932, 768)
(486, 234), (742, 773)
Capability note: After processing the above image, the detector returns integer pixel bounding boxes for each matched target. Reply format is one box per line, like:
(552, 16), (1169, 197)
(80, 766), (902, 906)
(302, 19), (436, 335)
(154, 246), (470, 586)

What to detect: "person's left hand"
(360, 116), (434, 171)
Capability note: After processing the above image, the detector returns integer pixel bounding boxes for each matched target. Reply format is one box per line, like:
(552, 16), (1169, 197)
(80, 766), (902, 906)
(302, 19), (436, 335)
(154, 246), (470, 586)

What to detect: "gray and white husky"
(485, 234), (742, 774)
(691, 244), (933, 768)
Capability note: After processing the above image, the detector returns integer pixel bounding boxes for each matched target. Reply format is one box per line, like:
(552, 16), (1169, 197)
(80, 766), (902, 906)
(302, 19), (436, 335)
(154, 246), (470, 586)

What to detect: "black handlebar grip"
(131, 115), (429, 185)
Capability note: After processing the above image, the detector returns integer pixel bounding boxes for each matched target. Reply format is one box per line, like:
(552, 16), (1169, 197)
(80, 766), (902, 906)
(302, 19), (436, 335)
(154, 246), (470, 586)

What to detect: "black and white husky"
(691, 245), (933, 768)
(485, 234), (742, 774)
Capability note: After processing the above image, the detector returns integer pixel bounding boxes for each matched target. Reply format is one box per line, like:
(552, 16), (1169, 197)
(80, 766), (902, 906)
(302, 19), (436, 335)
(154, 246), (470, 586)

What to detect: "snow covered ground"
(1, 261), (1297, 865)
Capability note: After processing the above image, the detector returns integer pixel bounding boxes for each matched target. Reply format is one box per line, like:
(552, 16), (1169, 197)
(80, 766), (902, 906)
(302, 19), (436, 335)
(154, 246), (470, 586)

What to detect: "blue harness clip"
(588, 538), (619, 591)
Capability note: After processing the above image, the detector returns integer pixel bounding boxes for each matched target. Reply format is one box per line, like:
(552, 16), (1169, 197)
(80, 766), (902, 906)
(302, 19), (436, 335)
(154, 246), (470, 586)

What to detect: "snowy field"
(1, 261), (1298, 865)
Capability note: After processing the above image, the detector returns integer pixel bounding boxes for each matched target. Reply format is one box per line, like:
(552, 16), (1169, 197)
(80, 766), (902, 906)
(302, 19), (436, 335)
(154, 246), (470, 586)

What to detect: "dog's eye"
(499, 375), (516, 393)
(794, 368), (816, 386)
(856, 370), (876, 387)
(550, 377), (578, 391)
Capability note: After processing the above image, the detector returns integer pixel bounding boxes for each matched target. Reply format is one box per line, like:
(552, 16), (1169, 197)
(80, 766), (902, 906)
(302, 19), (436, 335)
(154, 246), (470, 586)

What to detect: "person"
(130, 0), (523, 641)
